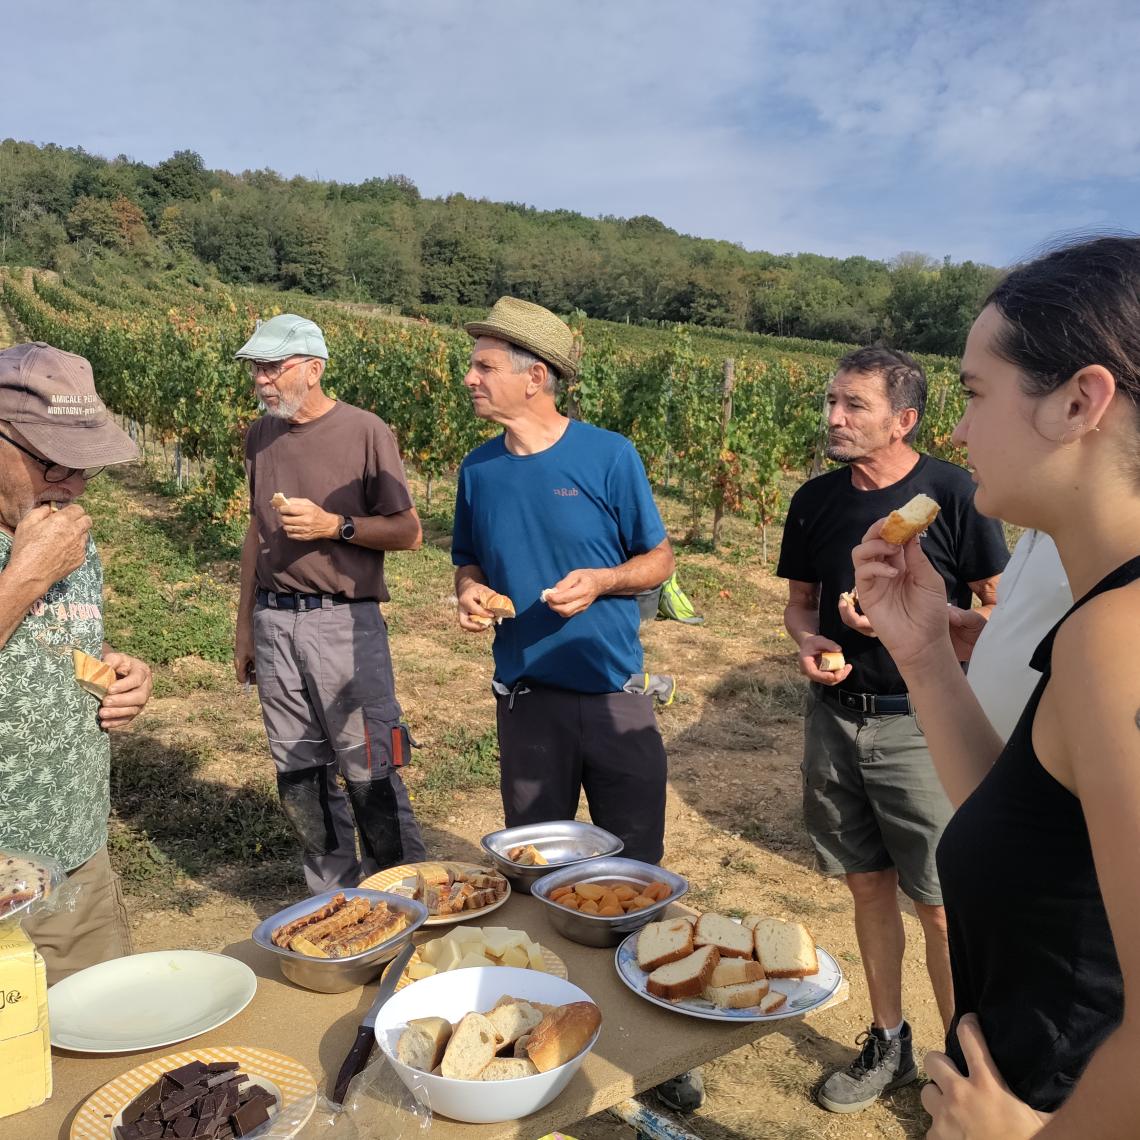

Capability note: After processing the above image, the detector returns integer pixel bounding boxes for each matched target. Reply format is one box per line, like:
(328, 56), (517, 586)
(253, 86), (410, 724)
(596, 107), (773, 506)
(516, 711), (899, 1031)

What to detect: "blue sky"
(6, 0), (1136, 265)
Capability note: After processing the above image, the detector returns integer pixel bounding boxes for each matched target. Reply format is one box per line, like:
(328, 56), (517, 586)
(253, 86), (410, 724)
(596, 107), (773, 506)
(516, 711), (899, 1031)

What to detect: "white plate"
(49, 950), (258, 1052)
(614, 931), (843, 1022)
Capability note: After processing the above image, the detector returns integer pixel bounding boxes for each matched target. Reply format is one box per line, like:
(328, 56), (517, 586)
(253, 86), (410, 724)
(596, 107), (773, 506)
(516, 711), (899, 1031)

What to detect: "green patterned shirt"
(0, 533), (110, 870)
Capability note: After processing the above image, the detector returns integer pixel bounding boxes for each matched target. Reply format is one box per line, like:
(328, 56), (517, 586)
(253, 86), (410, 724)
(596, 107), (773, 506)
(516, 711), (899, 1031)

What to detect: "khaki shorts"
(801, 688), (952, 905)
(22, 844), (133, 985)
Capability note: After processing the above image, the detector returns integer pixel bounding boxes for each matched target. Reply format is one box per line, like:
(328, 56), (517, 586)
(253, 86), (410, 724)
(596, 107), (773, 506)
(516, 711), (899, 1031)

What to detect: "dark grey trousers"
(254, 599), (426, 893)
(495, 684), (668, 864)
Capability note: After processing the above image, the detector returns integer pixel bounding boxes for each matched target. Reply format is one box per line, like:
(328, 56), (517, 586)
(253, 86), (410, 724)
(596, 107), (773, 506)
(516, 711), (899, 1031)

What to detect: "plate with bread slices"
(360, 861), (511, 925)
(615, 912), (842, 1022)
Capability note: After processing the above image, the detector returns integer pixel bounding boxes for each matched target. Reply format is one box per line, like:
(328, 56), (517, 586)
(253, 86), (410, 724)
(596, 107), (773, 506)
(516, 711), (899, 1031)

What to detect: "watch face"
(340, 517), (356, 540)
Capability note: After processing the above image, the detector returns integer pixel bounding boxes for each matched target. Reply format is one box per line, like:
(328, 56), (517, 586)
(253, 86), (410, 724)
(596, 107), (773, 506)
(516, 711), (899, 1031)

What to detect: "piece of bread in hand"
(525, 1001), (602, 1073)
(819, 650), (846, 672)
(693, 913), (754, 959)
(880, 494), (940, 545)
(753, 918), (819, 979)
(270, 491), (289, 509)
(705, 979), (770, 1009)
(397, 1016), (453, 1072)
(72, 648), (117, 700)
(637, 918), (695, 972)
(440, 1012), (502, 1079)
(646, 945), (721, 1000)
(469, 590), (516, 628)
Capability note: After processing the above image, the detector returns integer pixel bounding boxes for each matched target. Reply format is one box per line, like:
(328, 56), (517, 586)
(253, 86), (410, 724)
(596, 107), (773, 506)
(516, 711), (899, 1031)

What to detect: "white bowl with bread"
(374, 966), (601, 1123)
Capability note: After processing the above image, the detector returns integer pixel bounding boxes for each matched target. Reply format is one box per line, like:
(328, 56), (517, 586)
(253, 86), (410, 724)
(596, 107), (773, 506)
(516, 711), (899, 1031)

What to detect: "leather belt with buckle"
(822, 686), (912, 716)
(257, 589), (355, 610)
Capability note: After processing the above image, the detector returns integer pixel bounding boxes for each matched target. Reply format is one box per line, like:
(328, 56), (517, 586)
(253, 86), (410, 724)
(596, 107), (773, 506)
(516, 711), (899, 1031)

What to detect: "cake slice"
(705, 979), (769, 1009)
(636, 918), (695, 972)
(707, 958), (766, 988)
(753, 918), (819, 979)
(759, 991), (787, 1013)
(646, 946), (720, 1000)
(693, 913), (754, 959)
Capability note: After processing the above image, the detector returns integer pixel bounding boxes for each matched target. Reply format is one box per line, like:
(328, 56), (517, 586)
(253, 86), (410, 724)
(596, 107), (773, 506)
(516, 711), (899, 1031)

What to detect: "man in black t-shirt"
(776, 347), (1008, 1115)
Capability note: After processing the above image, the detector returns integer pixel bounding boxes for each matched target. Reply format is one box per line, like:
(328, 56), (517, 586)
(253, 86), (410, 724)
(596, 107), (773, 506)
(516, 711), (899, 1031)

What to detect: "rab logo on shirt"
(553, 487), (579, 497)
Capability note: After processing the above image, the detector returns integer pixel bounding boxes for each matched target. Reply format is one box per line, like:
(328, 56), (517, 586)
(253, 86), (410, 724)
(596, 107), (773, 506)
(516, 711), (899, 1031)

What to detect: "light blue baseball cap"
(234, 314), (329, 361)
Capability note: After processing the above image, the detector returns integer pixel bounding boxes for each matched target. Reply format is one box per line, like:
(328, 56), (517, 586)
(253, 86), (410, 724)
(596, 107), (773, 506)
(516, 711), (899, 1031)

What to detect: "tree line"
(0, 139), (1001, 356)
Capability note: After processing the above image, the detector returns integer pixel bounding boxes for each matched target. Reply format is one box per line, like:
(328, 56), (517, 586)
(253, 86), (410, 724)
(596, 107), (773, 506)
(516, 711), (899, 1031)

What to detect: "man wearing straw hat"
(455, 296), (675, 862)
(233, 314), (427, 895)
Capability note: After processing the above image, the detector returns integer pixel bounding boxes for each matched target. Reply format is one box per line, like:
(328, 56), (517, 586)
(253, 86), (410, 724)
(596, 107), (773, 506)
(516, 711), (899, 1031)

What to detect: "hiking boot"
(816, 1023), (918, 1113)
(654, 1069), (705, 1113)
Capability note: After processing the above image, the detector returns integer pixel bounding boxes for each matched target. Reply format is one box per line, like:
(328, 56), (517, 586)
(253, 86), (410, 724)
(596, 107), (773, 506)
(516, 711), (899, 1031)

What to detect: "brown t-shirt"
(244, 402), (413, 602)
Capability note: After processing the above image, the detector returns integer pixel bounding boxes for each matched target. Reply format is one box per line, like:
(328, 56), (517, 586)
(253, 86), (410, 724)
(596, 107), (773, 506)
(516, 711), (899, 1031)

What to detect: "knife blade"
(330, 940), (416, 1105)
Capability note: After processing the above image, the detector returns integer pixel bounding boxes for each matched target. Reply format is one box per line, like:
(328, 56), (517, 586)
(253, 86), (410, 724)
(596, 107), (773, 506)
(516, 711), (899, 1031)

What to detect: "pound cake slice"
(646, 945), (720, 1000)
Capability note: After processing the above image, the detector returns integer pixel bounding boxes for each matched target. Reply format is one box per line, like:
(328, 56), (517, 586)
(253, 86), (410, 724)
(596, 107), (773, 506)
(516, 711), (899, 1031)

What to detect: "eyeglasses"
(244, 358), (304, 382)
(0, 429), (104, 483)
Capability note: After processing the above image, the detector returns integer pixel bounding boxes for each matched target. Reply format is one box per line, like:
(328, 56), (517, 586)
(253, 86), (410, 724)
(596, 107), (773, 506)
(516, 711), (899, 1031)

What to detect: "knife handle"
(332, 1024), (376, 1105)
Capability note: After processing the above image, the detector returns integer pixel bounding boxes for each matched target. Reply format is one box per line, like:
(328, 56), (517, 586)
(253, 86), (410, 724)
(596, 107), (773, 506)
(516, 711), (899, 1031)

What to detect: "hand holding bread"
(459, 586), (515, 631)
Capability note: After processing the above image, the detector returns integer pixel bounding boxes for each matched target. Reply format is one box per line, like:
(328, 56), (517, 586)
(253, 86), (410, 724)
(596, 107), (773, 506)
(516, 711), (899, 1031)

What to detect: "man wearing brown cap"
(0, 342), (152, 982)
(454, 297), (676, 861)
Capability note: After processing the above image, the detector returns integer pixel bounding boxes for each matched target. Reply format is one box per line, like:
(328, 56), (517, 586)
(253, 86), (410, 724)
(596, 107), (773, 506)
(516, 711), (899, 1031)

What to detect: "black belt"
(257, 589), (358, 610)
(821, 685), (912, 716)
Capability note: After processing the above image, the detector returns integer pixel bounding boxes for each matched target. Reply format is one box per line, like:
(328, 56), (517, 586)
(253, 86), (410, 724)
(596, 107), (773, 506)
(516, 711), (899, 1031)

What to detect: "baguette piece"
(470, 590), (516, 628)
(693, 913), (754, 959)
(270, 491), (289, 509)
(759, 991), (787, 1013)
(646, 945), (721, 1001)
(397, 1016), (452, 1073)
(708, 958), (766, 988)
(880, 493), (940, 545)
(480, 1058), (539, 1080)
(513, 1033), (533, 1058)
(819, 650), (846, 672)
(526, 1001), (602, 1073)
(705, 979), (770, 1009)
(637, 918), (695, 972)
(440, 1012), (502, 1080)
(753, 918), (819, 979)
(486, 997), (544, 1046)
(72, 648), (117, 700)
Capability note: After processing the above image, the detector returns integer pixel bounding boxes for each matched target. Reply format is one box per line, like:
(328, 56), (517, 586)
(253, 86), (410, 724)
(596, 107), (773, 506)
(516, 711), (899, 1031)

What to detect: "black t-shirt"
(776, 454), (1009, 694)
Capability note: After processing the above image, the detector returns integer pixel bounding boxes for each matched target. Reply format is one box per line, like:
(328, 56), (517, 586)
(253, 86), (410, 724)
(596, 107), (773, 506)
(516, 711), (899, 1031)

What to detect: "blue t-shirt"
(452, 420), (667, 693)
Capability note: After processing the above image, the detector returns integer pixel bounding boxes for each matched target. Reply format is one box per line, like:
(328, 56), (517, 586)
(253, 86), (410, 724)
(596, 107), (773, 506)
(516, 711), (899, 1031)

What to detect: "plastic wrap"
(301, 1052), (432, 1138)
(0, 848), (71, 924)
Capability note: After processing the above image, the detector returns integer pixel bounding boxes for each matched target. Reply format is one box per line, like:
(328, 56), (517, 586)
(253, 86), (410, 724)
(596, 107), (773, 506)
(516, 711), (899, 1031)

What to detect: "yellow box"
(0, 923), (51, 1117)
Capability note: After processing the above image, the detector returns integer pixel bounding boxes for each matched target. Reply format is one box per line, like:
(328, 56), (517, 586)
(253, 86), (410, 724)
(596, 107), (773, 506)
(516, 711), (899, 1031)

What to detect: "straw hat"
(465, 297), (578, 380)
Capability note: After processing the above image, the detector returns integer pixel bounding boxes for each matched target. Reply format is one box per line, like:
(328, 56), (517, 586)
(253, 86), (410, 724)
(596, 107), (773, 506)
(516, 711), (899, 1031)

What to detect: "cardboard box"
(0, 923), (51, 1117)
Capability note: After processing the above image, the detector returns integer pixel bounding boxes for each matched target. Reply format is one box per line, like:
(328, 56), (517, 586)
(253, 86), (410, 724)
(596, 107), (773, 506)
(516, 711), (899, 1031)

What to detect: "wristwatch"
(337, 515), (356, 542)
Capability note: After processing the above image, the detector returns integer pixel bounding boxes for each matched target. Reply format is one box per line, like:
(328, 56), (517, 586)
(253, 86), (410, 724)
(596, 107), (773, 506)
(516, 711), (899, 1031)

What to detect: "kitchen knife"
(330, 940), (416, 1105)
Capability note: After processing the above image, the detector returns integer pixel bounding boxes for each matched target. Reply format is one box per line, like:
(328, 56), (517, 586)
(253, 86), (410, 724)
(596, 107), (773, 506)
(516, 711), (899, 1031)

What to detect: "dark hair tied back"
(985, 235), (1140, 407)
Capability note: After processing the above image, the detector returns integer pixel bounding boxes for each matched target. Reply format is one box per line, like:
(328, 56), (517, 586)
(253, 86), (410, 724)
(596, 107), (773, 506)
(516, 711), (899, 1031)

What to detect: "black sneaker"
(816, 1023), (918, 1113)
(654, 1069), (705, 1113)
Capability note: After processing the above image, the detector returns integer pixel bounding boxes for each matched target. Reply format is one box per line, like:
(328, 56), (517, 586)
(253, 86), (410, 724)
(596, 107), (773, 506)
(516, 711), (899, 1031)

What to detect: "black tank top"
(937, 556), (1140, 1111)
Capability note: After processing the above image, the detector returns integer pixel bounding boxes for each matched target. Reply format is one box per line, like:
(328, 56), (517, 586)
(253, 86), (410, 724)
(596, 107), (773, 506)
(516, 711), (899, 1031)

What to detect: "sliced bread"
(693, 913), (754, 959)
(740, 914), (763, 930)
(486, 997), (544, 1046)
(440, 1012), (501, 1080)
(759, 990), (787, 1013)
(705, 979), (769, 1009)
(636, 918), (695, 972)
(396, 1016), (452, 1073)
(708, 958), (766, 988)
(480, 1057), (539, 1080)
(646, 945), (720, 1000)
(753, 918), (819, 979)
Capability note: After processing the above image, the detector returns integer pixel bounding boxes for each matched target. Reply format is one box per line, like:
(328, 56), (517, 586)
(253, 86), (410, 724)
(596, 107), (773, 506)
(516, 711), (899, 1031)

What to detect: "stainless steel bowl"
(252, 888), (428, 993)
(480, 821), (624, 894)
(531, 857), (688, 947)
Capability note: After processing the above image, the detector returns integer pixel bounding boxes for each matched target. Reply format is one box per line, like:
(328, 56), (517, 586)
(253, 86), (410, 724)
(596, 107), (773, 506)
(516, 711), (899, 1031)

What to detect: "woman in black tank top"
(853, 236), (1140, 1139)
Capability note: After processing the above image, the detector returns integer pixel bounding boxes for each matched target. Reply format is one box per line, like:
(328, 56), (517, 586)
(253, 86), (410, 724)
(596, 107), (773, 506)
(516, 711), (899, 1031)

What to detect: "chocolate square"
(229, 1097), (271, 1137)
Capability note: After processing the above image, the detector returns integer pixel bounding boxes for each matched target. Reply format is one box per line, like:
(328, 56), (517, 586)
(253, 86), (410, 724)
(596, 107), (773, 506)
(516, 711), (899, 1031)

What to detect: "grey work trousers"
(254, 599), (426, 893)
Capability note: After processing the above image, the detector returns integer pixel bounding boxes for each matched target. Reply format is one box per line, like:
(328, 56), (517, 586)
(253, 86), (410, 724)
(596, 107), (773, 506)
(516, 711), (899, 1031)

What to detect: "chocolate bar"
(113, 1060), (278, 1140)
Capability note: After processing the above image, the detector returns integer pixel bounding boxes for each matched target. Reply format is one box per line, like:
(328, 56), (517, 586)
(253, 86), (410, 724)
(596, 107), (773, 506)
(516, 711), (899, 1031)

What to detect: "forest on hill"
(0, 139), (998, 355)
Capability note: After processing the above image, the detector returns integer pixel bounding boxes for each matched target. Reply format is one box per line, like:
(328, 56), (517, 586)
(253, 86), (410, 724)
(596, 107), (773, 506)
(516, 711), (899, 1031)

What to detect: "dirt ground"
(102, 487), (940, 1140)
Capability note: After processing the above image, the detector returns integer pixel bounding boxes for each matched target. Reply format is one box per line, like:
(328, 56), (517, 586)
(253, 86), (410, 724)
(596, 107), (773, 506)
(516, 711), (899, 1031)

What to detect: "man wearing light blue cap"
(234, 314), (427, 892)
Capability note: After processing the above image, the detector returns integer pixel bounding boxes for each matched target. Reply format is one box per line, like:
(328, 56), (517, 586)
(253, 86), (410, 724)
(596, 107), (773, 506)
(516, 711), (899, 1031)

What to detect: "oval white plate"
(614, 931), (843, 1022)
(49, 950), (257, 1052)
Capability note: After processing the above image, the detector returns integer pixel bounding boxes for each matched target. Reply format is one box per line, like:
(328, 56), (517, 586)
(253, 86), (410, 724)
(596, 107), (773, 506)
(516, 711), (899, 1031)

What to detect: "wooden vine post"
(711, 357), (734, 548)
